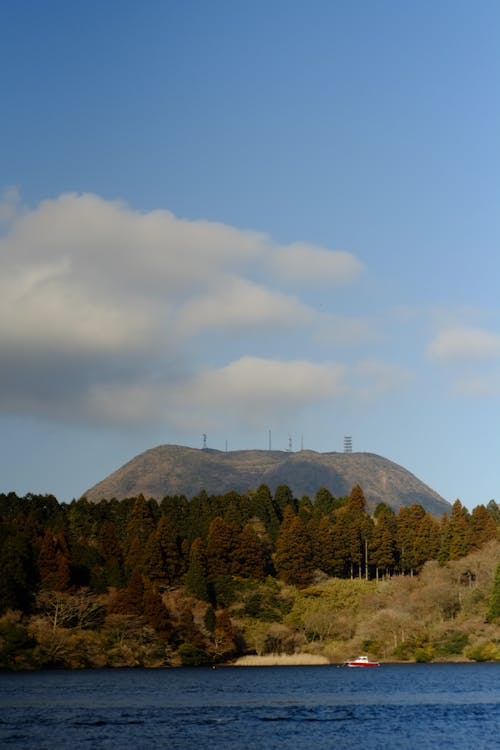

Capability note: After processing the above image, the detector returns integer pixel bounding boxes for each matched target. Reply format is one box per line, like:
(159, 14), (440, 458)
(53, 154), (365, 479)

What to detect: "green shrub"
(466, 641), (500, 662)
(177, 642), (210, 666)
(433, 631), (469, 657)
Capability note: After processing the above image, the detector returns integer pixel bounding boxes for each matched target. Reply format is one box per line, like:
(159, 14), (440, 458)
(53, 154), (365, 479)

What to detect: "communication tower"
(344, 436), (352, 453)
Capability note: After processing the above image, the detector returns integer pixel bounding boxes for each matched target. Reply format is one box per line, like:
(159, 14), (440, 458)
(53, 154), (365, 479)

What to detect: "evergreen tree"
(250, 484), (277, 537)
(274, 506), (314, 586)
(123, 495), (156, 573)
(185, 538), (210, 601)
(273, 484), (297, 520)
(470, 505), (498, 550)
(232, 523), (269, 579)
(447, 500), (473, 561)
(143, 516), (183, 587)
(110, 569), (145, 615)
(0, 531), (35, 613)
(397, 504), (426, 573)
(486, 561), (500, 623)
(37, 529), (71, 591)
(97, 519), (125, 588)
(312, 515), (344, 577)
(370, 506), (397, 578)
(206, 517), (238, 579)
(143, 584), (171, 639)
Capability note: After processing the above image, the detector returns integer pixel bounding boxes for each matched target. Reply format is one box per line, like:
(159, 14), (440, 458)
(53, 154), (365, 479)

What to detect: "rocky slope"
(83, 445), (450, 515)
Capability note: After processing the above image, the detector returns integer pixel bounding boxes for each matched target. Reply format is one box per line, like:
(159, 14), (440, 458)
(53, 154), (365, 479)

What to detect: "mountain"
(83, 445), (450, 516)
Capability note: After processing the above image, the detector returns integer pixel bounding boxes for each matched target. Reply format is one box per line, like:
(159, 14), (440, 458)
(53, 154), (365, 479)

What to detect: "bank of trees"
(0, 485), (499, 668)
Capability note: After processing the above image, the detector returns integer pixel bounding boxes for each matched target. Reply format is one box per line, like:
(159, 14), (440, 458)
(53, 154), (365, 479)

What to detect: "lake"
(1, 663), (499, 749)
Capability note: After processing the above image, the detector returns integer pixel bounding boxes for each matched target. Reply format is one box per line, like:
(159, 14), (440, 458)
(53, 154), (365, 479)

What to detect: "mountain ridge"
(83, 444), (450, 516)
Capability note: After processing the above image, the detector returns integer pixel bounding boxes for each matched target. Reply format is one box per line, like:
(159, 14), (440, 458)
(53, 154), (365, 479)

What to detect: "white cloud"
(267, 242), (364, 285)
(0, 191), (368, 428)
(172, 357), (349, 429)
(314, 313), (376, 347)
(0, 185), (21, 225)
(177, 276), (315, 334)
(429, 325), (500, 362)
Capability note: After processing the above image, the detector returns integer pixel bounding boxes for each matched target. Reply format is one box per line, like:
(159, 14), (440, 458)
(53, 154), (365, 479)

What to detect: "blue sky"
(1, 1), (499, 509)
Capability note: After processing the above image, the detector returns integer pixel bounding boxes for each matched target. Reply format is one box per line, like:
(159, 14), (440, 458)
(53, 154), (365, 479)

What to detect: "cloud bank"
(0, 191), (410, 431)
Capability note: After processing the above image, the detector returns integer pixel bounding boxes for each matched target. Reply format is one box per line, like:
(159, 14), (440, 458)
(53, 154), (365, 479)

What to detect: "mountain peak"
(83, 444), (450, 516)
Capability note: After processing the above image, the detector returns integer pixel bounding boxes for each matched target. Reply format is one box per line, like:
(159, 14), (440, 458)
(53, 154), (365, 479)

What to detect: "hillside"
(83, 445), (450, 515)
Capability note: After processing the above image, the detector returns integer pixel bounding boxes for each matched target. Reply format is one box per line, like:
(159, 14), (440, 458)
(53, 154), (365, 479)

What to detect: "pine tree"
(274, 506), (314, 586)
(370, 507), (397, 578)
(185, 538), (210, 601)
(38, 529), (71, 591)
(470, 505), (498, 550)
(206, 517), (238, 578)
(397, 504), (426, 573)
(311, 516), (344, 577)
(123, 495), (156, 573)
(97, 519), (125, 588)
(486, 561), (500, 623)
(447, 500), (472, 560)
(143, 584), (171, 639)
(232, 523), (269, 579)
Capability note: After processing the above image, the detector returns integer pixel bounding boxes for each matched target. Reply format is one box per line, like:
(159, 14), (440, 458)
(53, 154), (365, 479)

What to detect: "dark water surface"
(1, 663), (499, 749)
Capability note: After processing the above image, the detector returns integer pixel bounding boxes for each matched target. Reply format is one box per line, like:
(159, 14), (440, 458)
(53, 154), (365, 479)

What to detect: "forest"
(1, 484), (500, 669)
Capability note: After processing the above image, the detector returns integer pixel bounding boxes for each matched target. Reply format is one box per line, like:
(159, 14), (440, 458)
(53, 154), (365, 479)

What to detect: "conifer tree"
(486, 561), (500, 623)
(274, 506), (314, 586)
(250, 484), (277, 537)
(311, 515), (341, 576)
(232, 523), (269, 579)
(185, 538), (210, 601)
(370, 506), (397, 578)
(206, 517), (238, 579)
(143, 516), (183, 587)
(447, 500), (473, 561)
(143, 584), (171, 639)
(97, 519), (125, 588)
(123, 495), (156, 573)
(470, 505), (498, 550)
(38, 529), (71, 591)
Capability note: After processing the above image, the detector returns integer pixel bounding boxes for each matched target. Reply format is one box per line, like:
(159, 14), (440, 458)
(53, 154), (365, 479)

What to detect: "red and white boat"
(344, 655), (380, 668)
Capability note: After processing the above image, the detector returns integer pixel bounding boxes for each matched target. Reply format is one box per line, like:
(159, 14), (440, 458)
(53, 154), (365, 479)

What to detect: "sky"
(1, 0), (499, 510)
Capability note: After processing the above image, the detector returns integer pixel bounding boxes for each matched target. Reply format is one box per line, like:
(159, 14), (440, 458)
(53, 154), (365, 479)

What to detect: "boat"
(344, 655), (380, 668)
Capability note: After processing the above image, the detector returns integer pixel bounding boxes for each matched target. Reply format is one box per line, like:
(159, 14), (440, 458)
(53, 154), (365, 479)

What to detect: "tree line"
(0, 485), (499, 667)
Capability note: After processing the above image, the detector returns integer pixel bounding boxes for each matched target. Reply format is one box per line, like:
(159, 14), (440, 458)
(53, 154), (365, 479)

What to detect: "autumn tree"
(143, 584), (171, 639)
(486, 560), (500, 623)
(206, 517), (239, 579)
(123, 495), (156, 574)
(334, 485), (373, 579)
(97, 519), (125, 588)
(370, 504), (397, 578)
(38, 529), (71, 591)
(110, 569), (145, 616)
(470, 505), (498, 550)
(312, 516), (344, 577)
(0, 529), (35, 613)
(212, 610), (237, 661)
(274, 506), (314, 586)
(232, 523), (270, 579)
(142, 516), (182, 589)
(185, 538), (210, 601)
(439, 500), (472, 562)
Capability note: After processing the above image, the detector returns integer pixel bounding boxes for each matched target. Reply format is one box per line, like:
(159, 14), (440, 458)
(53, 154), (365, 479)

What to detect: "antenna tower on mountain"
(344, 436), (352, 453)
(202, 433), (207, 450)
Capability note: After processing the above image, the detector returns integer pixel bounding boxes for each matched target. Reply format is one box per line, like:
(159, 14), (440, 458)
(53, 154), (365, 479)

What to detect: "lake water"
(1, 663), (499, 749)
